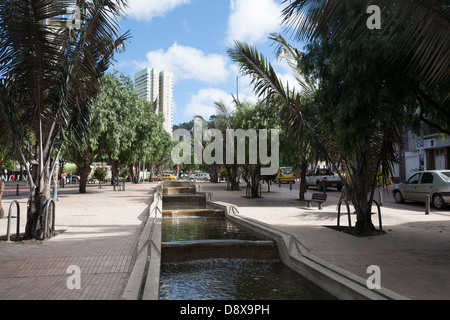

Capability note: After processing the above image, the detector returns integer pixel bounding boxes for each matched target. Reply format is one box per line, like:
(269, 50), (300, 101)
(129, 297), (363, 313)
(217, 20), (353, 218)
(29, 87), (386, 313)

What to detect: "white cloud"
(226, 0), (283, 45)
(125, 0), (191, 21)
(135, 43), (231, 84)
(184, 88), (234, 120)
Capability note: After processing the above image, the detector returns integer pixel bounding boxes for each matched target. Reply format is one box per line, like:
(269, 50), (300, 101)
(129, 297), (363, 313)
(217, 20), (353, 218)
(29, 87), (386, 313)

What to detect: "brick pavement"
(0, 182), (155, 300)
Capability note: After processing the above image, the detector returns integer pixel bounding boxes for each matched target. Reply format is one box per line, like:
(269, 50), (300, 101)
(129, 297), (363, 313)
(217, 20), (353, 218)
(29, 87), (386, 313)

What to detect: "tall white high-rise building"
(135, 68), (174, 133)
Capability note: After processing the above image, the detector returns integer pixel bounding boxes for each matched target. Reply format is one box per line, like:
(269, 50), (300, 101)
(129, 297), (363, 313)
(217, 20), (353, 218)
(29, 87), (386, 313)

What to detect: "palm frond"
(281, 0), (450, 86)
(227, 40), (329, 160)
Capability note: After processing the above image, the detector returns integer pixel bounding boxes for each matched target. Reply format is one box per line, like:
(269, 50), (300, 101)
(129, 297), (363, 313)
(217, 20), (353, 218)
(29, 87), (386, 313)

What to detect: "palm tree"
(229, 32), (408, 235)
(228, 37), (323, 200)
(0, 0), (130, 239)
(213, 101), (240, 190)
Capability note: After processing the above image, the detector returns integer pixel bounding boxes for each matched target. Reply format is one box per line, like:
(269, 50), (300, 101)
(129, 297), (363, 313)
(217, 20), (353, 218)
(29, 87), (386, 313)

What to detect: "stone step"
(162, 209), (225, 218)
(163, 187), (196, 195)
(161, 240), (279, 263)
(162, 194), (206, 203)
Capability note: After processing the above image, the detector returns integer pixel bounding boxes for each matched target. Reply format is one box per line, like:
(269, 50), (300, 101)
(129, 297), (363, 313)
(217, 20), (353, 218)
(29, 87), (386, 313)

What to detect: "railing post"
(425, 195), (430, 215)
(7, 200), (20, 242)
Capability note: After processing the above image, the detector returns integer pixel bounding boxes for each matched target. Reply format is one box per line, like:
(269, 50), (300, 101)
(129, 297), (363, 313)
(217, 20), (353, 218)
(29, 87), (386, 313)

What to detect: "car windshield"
(280, 168), (292, 174)
(438, 171), (450, 182)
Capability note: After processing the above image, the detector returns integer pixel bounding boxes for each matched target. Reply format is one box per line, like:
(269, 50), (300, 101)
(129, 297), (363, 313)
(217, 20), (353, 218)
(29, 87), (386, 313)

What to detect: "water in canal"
(159, 183), (336, 300)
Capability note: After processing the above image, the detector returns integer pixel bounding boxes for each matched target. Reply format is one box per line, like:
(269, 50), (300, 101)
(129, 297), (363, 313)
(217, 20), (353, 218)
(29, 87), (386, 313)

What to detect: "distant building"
(135, 68), (174, 133)
(397, 129), (450, 181)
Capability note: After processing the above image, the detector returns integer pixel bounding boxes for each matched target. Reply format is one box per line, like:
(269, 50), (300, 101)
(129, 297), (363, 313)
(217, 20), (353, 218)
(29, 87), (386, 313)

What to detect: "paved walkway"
(0, 183), (155, 300)
(0, 181), (449, 300)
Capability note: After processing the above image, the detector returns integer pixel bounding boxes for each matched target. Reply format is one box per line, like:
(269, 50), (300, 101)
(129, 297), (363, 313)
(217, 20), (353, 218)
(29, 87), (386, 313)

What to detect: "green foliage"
(119, 168), (129, 179)
(93, 166), (107, 181)
(85, 70), (173, 167)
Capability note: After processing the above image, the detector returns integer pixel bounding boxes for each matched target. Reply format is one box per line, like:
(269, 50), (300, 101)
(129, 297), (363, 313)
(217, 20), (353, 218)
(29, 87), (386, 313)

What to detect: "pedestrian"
(68, 171), (73, 184)
(61, 171), (67, 187)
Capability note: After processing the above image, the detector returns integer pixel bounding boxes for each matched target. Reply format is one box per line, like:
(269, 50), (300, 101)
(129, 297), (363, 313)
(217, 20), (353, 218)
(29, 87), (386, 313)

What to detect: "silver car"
(393, 170), (450, 209)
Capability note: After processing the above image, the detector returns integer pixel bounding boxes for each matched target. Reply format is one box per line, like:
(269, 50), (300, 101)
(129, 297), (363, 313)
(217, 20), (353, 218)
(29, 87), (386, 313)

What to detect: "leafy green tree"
(233, 100), (281, 198)
(0, 0), (129, 239)
(93, 166), (107, 188)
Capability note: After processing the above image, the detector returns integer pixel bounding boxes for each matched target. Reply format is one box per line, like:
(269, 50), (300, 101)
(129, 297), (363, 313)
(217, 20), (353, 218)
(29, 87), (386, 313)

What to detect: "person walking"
(61, 171), (67, 188)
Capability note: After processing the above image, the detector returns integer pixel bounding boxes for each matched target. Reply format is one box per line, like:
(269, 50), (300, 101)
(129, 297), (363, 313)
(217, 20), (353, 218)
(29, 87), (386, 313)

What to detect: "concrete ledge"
(122, 184), (162, 300)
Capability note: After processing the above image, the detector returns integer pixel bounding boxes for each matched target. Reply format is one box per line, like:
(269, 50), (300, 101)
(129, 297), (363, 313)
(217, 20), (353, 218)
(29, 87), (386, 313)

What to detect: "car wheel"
(433, 194), (446, 209)
(394, 190), (404, 203)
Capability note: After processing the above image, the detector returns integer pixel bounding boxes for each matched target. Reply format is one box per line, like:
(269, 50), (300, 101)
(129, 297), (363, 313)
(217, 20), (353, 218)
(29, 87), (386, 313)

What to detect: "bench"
(304, 193), (327, 210)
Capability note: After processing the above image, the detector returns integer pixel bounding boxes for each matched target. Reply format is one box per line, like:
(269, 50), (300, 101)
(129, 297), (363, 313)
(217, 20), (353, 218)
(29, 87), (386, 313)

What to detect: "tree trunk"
(25, 162), (54, 240)
(299, 162), (307, 200)
(351, 153), (376, 235)
(226, 164), (240, 190)
(78, 165), (91, 193)
(208, 165), (220, 183)
(250, 166), (261, 198)
(72, 147), (96, 194)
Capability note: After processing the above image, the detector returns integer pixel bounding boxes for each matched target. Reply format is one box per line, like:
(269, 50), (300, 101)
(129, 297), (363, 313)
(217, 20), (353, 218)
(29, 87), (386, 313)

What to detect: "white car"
(393, 170), (450, 209)
(189, 172), (210, 181)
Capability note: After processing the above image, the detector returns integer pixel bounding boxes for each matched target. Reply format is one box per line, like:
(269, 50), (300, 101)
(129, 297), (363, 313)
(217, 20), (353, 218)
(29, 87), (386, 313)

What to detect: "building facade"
(398, 130), (450, 181)
(134, 68), (174, 133)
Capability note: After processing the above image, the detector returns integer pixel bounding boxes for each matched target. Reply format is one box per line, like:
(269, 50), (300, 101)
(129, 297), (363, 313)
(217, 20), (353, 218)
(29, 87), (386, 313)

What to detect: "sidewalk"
(0, 183), (155, 300)
(200, 182), (450, 300)
(0, 181), (449, 300)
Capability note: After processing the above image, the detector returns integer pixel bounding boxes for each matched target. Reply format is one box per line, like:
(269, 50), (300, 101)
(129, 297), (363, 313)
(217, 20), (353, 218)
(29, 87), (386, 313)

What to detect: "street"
(263, 179), (450, 216)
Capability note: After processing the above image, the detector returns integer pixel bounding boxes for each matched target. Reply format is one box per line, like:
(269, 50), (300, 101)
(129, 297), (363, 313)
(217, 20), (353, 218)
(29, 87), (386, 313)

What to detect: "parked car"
(159, 173), (176, 181)
(393, 170), (450, 209)
(189, 172), (210, 181)
(305, 168), (343, 191)
(274, 167), (296, 184)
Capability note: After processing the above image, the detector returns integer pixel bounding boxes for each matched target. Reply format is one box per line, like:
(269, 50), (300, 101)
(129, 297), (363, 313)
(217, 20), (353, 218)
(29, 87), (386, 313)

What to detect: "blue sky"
(112, 0), (300, 126)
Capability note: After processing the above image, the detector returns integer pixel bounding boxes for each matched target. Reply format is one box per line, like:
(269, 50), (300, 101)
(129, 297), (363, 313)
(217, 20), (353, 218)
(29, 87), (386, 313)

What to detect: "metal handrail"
(337, 198), (383, 232)
(7, 200), (20, 241)
(337, 199), (352, 229)
(44, 198), (56, 240)
(371, 199), (383, 231)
